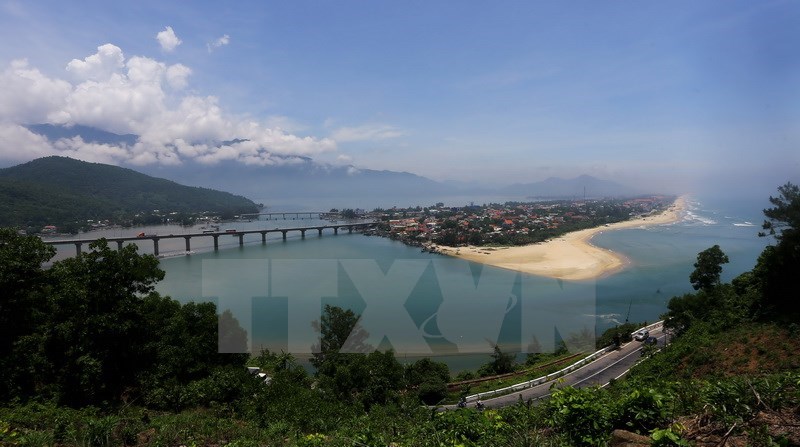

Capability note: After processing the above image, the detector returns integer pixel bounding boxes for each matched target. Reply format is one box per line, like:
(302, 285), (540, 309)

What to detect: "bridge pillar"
(261, 232), (267, 244)
(153, 238), (159, 256)
(75, 242), (82, 255)
(317, 228), (323, 236)
(184, 236), (191, 252)
(300, 229), (306, 238)
(213, 235), (219, 251)
(334, 227), (339, 235)
(238, 234), (244, 246)
(348, 226), (353, 234)
(281, 230), (287, 240)
(116, 240), (123, 250)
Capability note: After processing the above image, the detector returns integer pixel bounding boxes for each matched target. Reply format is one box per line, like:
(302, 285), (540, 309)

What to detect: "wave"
(683, 210), (717, 225)
(733, 221), (757, 227)
(586, 313), (623, 324)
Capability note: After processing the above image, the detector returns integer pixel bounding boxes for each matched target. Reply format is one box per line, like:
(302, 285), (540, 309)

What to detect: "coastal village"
(364, 196), (675, 249)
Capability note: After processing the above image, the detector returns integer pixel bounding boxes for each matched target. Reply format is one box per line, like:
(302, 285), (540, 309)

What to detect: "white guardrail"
(465, 321), (664, 403)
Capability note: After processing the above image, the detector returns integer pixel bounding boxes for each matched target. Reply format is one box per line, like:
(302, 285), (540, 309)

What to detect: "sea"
(44, 195), (773, 371)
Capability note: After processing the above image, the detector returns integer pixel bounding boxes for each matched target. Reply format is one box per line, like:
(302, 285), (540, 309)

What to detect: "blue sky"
(0, 0), (798, 196)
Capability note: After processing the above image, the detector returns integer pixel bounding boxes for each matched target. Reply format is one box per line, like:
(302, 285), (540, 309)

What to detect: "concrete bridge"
(43, 222), (376, 256)
(239, 211), (339, 220)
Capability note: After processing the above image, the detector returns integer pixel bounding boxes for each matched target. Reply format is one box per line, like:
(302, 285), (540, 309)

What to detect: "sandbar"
(431, 196), (687, 281)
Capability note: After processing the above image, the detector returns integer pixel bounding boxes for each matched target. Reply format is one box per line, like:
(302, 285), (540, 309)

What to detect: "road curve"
(444, 324), (666, 410)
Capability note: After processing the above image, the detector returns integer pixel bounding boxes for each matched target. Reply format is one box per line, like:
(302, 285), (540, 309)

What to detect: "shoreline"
(430, 195), (688, 281)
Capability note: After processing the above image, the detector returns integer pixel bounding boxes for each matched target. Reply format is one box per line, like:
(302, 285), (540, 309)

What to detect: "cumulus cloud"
(331, 124), (403, 142)
(0, 123), (56, 160)
(156, 26), (182, 52)
(66, 44), (124, 81)
(0, 60), (71, 124)
(0, 44), (336, 167)
(207, 34), (230, 53)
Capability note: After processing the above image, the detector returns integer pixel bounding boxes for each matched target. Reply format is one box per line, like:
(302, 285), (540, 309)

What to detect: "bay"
(44, 195), (772, 372)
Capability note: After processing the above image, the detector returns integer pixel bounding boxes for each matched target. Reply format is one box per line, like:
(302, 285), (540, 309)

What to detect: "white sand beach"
(432, 196), (687, 281)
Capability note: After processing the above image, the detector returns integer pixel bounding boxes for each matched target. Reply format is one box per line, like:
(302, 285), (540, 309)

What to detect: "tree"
(755, 182), (800, 315)
(43, 239), (165, 405)
(406, 358), (450, 405)
(310, 305), (372, 380)
(760, 182), (800, 244)
(689, 245), (729, 291)
(0, 229), (55, 399)
(479, 344), (515, 376)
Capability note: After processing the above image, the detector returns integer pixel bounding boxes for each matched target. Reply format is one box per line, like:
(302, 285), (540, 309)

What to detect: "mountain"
(17, 125), (642, 207)
(25, 124), (138, 146)
(0, 156), (258, 230)
(138, 159), (458, 203)
(22, 124), (461, 205)
(500, 174), (639, 198)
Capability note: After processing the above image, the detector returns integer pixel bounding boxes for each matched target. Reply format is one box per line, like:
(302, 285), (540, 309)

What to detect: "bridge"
(43, 222), (376, 256)
(239, 211), (339, 220)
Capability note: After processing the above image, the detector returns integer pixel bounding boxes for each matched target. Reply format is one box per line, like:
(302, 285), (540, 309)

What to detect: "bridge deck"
(43, 222), (375, 245)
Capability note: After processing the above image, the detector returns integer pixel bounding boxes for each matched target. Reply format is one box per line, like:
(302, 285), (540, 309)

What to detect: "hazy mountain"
(500, 174), (639, 198)
(0, 156), (258, 230)
(18, 125), (641, 206)
(23, 124), (459, 203)
(25, 124), (138, 146)
(138, 159), (459, 203)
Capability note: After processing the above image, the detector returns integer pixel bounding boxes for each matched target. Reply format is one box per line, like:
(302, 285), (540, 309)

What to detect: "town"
(361, 196), (675, 248)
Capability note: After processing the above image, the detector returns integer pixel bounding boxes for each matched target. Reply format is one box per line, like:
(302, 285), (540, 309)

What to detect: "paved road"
(445, 324), (666, 410)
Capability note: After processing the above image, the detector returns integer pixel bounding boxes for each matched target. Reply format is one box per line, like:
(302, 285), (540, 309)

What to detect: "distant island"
(0, 156), (259, 234)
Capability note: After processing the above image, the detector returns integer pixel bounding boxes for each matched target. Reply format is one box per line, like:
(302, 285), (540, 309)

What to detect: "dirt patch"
(685, 324), (800, 378)
(676, 408), (800, 446)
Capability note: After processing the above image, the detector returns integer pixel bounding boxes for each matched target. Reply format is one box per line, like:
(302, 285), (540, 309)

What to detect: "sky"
(0, 0), (798, 197)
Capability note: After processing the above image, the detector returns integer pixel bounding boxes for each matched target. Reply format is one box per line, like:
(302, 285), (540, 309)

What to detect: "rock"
(610, 429), (651, 446)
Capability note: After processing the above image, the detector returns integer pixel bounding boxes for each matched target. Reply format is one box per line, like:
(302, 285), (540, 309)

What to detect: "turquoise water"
(147, 195), (772, 370)
(591, 196), (770, 327)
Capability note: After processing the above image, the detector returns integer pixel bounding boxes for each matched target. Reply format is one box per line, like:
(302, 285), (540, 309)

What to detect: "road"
(445, 324), (667, 410)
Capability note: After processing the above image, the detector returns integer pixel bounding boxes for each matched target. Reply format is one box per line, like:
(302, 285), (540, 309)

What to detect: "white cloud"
(0, 123), (55, 160)
(0, 44), (337, 167)
(52, 136), (130, 165)
(166, 63), (191, 89)
(156, 26), (182, 52)
(331, 124), (403, 142)
(65, 43), (124, 81)
(0, 59), (72, 124)
(207, 34), (230, 53)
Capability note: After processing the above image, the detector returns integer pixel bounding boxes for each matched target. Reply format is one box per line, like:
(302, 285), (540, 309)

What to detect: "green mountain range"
(0, 156), (258, 231)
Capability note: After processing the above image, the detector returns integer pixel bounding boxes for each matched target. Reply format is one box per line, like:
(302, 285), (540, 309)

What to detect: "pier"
(43, 222), (376, 256)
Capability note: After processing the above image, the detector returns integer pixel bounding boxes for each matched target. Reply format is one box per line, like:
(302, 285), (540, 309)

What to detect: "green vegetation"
(0, 156), (258, 232)
(0, 183), (798, 446)
(375, 196), (673, 248)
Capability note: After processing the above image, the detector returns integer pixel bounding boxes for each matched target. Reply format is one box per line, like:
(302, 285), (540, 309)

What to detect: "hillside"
(0, 156), (258, 231)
